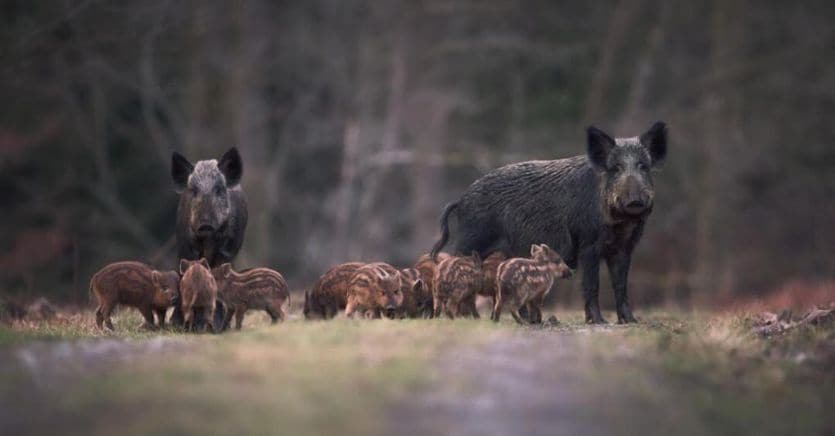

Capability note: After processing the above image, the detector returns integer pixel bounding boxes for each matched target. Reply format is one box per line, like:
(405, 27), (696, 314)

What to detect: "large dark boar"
(344, 262), (403, 319)
(170, 147), (248, 327)
(304, 262), (365, 320)
(431, 122), (667, 324)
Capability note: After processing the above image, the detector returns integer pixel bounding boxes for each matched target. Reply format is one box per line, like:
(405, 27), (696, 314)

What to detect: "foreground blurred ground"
(0, 308), (832, 436)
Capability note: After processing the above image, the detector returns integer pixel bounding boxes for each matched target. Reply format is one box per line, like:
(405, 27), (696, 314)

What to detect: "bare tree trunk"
(692, 0), (746, 300)
(583, 0), (646, 125)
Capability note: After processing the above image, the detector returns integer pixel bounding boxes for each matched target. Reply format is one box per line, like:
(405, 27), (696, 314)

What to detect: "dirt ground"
(0, 309), (832, 436)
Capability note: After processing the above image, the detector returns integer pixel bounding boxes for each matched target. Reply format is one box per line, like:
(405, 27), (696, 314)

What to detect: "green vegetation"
(1, 310), (831, 435)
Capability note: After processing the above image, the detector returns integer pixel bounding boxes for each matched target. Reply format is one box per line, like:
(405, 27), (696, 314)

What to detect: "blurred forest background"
(1, 0), (834, 308)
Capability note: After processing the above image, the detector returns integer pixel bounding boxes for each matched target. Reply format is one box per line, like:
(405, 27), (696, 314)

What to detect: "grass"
(0, 308), (832, 436)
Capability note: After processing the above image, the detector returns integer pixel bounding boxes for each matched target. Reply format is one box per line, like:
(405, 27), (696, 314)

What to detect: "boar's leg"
(509, 304), (526, 325)
(266, 303), (284, 324)
(170, 304), (185, 328)
(139, 307), (157, 330)
(222, 307), (235, 331)
(213, 302), (226, 332)
(606, 253), (638, 324)
(458, 295), (479, 319)
(580, 250), (607, 324)
(526, 302), (542, 325)
(155, 308), (167, 328)
(96, 303), (116, 331)
(203, 306), (216, 333)
(234, 307), (245, 330)
(491, 294), (503, 322)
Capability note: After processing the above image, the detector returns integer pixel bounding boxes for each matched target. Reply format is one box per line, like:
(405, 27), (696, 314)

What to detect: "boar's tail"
(430, 202), (458, 262)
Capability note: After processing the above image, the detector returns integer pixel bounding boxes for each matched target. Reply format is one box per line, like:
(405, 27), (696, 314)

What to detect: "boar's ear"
(586, 126), (616, 170)
(218, 147), (243, 187)
(640, 121), (667, 167)
(151, 271), (161, 288)
(198, 258), (210, 270)
(470, 251), (482, 266)
(530, 244), (541, 257)
(179, 259), (190, 275)
(413, 279), (424, 293)
(171, 152), (194, 193)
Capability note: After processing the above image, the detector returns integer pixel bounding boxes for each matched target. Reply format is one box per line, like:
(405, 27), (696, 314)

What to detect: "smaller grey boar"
(90, 261), (179, 330)
(304, 262), (365, 319)
(398, 268), (429, 318)
(213, 263), (290, 330)
(433, 252), (482, 319)
(345, 262), (403, 319)
(179, 258), (218, 333)
(492, 244), (572, 324)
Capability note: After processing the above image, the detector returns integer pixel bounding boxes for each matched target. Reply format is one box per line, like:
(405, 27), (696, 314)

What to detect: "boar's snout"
(623, 199), (648, 215)
(562, 268), (574, 279)
(195, 223), (216, 236)
(384, 306), (397, 319)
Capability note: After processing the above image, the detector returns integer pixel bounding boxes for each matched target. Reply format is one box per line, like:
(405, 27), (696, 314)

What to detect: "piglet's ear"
(218, 147), (243, 187)
(198, 258), (210, 270)
(413, 279), (424, 293)
(586, 126), (616, 170)
(179, 259), (190, 275)
(171, 152), (194, 193)
(151, 271), (161, 287)
(640, 121), (667, 167)
(470, 251), (482, 266)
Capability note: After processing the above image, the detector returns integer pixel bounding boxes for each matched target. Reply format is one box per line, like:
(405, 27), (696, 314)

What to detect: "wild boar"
(170, 147), (248, 328)
(431, 122), (668, 324)
(492, 244), (572, 324)
(90, 261), (179, 330)
(479, 252), (506, 298)
(179, 258), (218, 333)
(398, 268), (430, 318)
(304, 262), (365, 319)
(414, 252), (451, 314)
(345, 262), (403, 319)
(433, 252), (482, 319)
(213, 263), (290, 330)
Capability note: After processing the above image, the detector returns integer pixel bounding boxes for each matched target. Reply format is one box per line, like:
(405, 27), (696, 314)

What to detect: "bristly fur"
(430, 122), (667, 324)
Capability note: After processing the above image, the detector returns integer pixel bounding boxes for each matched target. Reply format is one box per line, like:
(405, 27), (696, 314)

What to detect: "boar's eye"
(189, 185), (199, 195)
(213, 185), (224, 196)
(637, 162), (649, 172)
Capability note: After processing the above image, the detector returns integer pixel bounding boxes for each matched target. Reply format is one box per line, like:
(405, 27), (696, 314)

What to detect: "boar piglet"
(492, 244), (572, 324)
(213, 264), (290, 330)
(304, 262), (365, 320)
(398, 268), (429, 319)
(179, 258), (218, 333)
(414, 253), (450, 316)
(433, 252), (482, 319)
(345, 263), (403, 319)
(479, 252), (506, 301)
(90, 261), (179, 331)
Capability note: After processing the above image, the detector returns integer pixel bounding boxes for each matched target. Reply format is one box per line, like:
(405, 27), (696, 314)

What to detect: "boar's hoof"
(585, 315), (609, 325)
(617, 314), (639, 324)
(543, 316), (560, 327)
